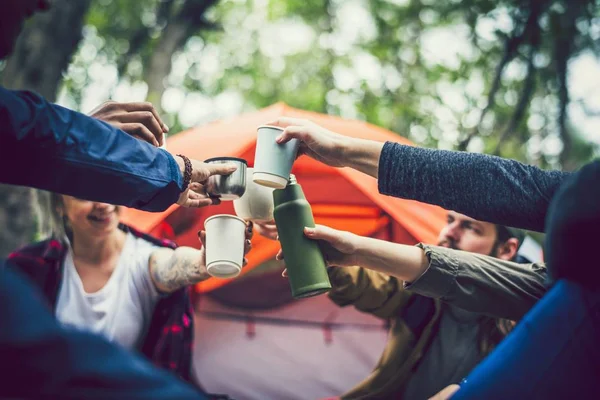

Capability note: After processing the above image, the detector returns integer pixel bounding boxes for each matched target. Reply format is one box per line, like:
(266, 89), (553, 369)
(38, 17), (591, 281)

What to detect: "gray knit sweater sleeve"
(377, 142), (571, 232)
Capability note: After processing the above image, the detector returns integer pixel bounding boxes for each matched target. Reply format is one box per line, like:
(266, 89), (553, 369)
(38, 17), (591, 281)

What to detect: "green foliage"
(59, 0), (600, 170)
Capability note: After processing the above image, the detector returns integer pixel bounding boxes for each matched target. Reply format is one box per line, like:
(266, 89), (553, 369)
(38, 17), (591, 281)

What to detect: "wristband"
(176, 154), (192, 191)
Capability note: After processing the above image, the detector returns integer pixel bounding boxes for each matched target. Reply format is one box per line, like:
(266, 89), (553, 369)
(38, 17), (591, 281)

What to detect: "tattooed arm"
(148, 224), (254, 293)
(149, 246), (209, 293)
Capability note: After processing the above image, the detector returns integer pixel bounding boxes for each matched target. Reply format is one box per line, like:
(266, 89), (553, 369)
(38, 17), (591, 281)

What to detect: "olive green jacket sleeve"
(405, 244), (548, 321)
(327, 266), (412, 320)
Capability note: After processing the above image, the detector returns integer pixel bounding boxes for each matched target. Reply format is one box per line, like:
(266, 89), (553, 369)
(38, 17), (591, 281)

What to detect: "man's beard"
(437, 238), (458, 250)
(438, 238), (500, 258)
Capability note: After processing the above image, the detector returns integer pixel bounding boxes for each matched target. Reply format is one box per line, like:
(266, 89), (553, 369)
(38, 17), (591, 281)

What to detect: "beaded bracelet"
(176, 154), (192, 191)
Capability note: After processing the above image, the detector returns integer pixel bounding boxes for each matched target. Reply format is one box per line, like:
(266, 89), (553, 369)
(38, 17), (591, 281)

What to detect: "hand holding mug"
(265, 117), (349, 168)
(176, 159), (238, 208)
(198, 221), (254, 269)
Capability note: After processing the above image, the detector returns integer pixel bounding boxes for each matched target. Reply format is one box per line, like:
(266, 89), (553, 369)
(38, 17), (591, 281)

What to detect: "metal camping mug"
(204, 157), (248, 201)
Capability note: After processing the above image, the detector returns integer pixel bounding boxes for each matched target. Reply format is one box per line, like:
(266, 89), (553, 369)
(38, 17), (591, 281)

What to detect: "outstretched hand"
(277, 224), (359, 277)
(265, 117), (349, 168)
(253, 220), (278, 240)
(176, 159), (238, 208)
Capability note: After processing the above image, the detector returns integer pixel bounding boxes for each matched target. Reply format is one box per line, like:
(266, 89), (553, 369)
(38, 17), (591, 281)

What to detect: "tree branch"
(144, 0), (220, 109)
(116, 0), (178, 77)
(458, 0), (548, 151)
(554, 1), (587, 169)
(494, 26), (541, 155)
(458, 30), (524, 150)
(1, 0), (92, 100)
(0, 0), (92, 257)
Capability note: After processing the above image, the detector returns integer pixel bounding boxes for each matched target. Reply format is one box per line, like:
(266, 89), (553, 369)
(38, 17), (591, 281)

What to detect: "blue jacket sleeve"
(450, 280), (600, 400)
(0, 265), (206, 400)
(377, 142), (571, 232)
(0, 87), (183, 212)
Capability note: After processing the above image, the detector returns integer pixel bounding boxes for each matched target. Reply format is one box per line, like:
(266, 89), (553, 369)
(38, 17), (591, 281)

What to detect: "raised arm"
(378, 143), (569, 232)
(405, 244), (547, 320)
(327, 266), (413, 320)
(280, 224), (547, 320)
(149, 246), (210, 293)
(268, 117), (570, 232)
(0, 88), (182, 211)
(149, 227), (253, 293)
(0, 88), (236, 211)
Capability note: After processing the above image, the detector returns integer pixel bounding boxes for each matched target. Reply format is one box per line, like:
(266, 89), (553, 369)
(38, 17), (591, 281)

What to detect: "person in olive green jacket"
(258, 117), (551, 399)
(273, 211), (547, 399)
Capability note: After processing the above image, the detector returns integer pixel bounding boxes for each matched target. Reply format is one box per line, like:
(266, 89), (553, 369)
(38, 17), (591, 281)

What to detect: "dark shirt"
(378, 142), (571, 232)
(402, 305), (483, 400)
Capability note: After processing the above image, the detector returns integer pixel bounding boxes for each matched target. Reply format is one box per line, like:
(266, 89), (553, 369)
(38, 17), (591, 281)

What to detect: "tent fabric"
(118, 103), (448, 399)
(192, 293), (389, 400)
(120, 102), (448, 292)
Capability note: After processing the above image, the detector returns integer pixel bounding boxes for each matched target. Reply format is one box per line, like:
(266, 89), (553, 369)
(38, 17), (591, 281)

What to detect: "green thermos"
(273, 174), (332, 299)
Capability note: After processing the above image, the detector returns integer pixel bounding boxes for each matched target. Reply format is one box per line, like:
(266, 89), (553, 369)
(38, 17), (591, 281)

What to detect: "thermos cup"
(204, 157), (248, 200)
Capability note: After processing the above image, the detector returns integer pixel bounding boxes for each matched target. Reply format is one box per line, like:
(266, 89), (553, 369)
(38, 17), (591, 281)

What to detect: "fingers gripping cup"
(233, 168), (275, 222)
(204, 215), (247, 278)
(253, 125), (300, 189)
(205, 157), (248, 200)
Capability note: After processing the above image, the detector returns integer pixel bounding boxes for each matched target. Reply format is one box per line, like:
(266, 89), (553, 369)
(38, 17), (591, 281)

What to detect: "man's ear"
(496, 238), (519, 261)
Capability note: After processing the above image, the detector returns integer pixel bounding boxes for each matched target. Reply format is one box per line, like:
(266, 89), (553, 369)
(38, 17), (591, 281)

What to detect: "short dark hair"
(496, 225), (512, 243)
(495, 225), (524, 246)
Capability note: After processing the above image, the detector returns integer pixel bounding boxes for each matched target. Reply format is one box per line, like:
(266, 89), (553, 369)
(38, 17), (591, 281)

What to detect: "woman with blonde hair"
(8, 102), (252, 389)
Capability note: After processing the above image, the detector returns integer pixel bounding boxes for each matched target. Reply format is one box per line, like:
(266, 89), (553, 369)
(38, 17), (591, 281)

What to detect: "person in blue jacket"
(0, 1), (235, 399)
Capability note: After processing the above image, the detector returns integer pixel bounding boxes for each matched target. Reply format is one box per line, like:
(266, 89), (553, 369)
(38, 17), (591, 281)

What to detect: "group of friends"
(1, 1), (599, 399)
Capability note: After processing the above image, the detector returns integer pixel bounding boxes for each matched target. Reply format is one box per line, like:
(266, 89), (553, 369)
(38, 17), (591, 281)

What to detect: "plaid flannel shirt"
(7, 224), (194, 383)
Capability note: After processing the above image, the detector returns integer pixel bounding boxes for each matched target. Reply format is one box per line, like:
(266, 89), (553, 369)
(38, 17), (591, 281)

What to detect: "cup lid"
(204, 214), (246, 226)
(257, 125), (284, 132)
(204, 157), (248, 165)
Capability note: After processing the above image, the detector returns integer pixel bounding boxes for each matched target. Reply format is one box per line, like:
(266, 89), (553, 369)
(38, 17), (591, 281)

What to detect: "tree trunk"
(0, 189), (38, 257)
(0, 0), (91, 257)
(145, 22), (190, 107)
(144, 0), (219, 110)
(2, 0), (92, 99)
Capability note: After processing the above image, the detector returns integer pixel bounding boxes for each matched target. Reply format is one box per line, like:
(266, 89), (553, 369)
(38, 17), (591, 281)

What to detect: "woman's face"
(60, 196), (121, 239)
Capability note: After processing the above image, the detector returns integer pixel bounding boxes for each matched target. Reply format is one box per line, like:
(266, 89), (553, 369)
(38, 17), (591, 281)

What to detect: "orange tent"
(120, 103), (447, 292)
